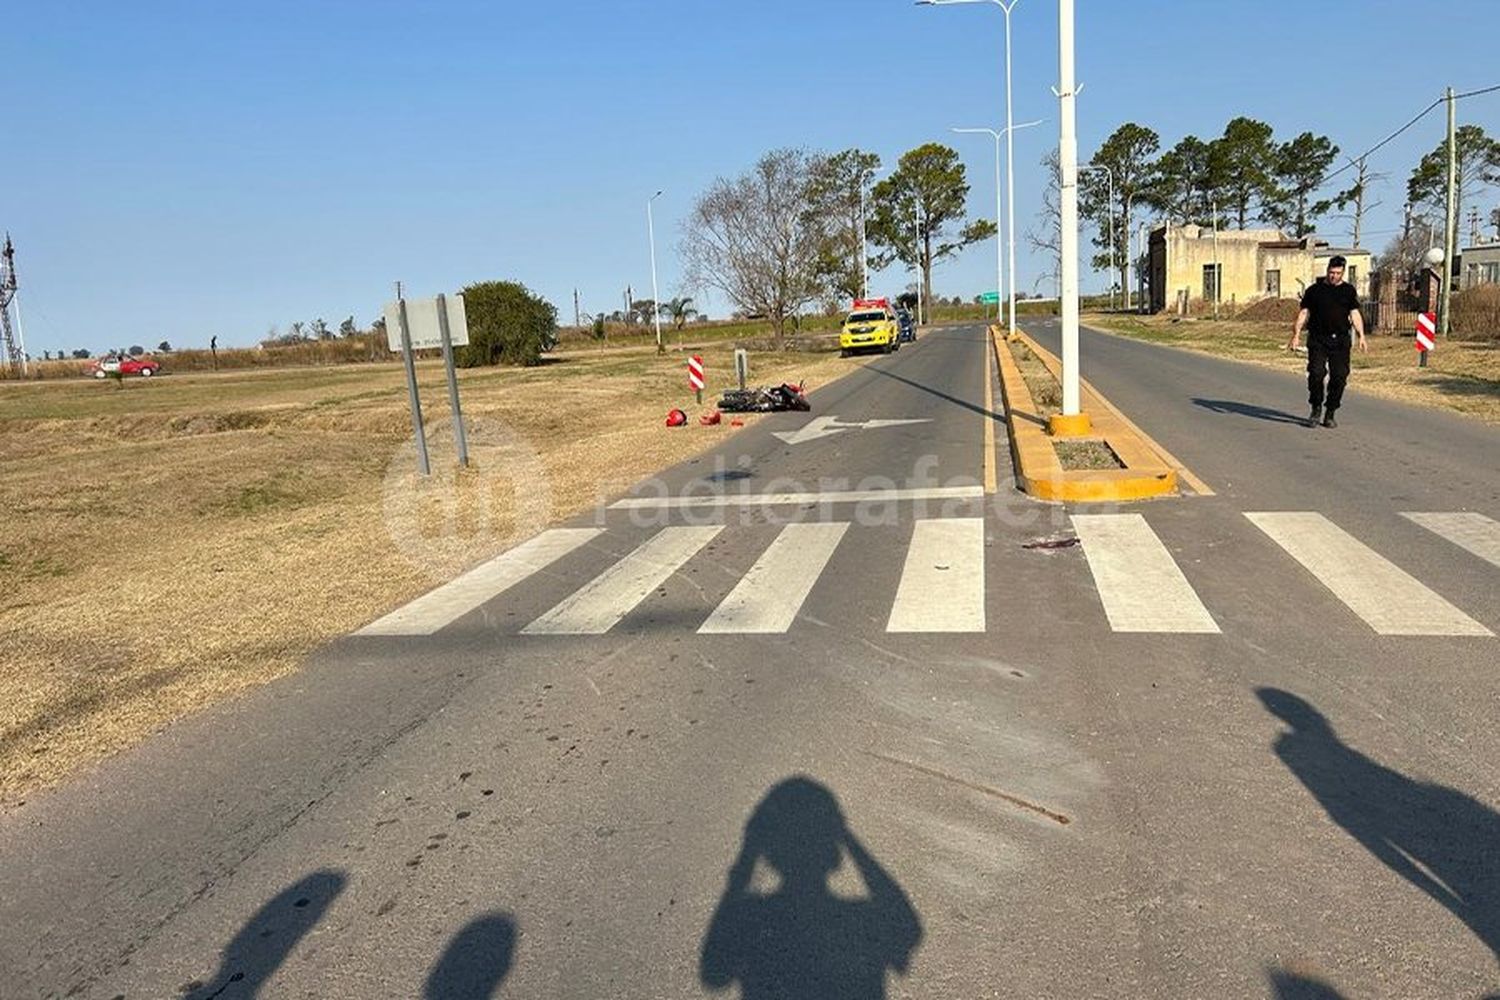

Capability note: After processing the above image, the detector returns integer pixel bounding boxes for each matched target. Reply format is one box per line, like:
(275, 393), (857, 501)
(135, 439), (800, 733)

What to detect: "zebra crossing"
(356, 511), (1498, 640)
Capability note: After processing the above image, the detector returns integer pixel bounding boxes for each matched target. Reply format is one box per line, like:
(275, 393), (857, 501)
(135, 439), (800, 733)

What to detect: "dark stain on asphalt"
(1022, 536), (1080, 551)
(861, 750), (1072, 826)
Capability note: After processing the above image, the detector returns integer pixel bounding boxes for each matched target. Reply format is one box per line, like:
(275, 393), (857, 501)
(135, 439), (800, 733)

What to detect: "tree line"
(680, 144), (993, 343)
(1033, 116), (1500, 297)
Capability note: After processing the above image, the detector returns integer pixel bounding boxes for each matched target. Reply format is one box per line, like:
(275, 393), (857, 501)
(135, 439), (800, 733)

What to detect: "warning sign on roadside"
(1415, 311), (1436, 353)
(688, 355), (705, 391)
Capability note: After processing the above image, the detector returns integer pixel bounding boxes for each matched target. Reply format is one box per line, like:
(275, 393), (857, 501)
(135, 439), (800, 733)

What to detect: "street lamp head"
(1424, 247), (1445, 267)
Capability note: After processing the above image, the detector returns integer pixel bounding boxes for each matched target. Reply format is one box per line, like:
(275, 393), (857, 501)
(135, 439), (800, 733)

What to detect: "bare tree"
(1026, 149), (1063, 297)
(681, 148), (829, 345)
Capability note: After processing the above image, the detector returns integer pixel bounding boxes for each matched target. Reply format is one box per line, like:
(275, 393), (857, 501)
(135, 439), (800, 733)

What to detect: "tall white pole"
(1003, 1), (1019, 335)
(994, 132), (1004, 320)
(859, 182), (869, 300)
(1056, 0), (1081, 417)
(648, 191), (664, 354)
(12, 289), (28, 376)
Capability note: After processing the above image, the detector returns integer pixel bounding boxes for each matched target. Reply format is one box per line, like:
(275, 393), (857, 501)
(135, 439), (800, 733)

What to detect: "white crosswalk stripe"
(356, 511), (1496, 642)
(1071, 514), (1220, 633)
(357, 528), (603, 636)
(1246, 511), (1492, 637)
(521, 525), (723, 636)
(887, 518), (986, 633)
(1402, 512), (1500, 571)
(699, 522), (849, 634)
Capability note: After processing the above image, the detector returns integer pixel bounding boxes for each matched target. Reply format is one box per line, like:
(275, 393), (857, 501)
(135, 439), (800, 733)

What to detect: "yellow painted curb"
(991, 326), (1180, 503)
(1048, 412), (1093, 438)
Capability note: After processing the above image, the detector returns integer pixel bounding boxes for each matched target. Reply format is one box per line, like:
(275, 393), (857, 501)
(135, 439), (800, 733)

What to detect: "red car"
(88, 356), (161, 378)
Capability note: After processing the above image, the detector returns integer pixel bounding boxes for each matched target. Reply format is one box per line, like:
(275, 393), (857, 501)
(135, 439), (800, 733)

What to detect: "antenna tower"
(0, 234), (27, 375)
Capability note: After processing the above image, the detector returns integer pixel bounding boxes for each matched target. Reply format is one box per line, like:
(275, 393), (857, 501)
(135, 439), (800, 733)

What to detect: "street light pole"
(648, 190), (664, 354)
(1054, 0), (1086, 429)
(953, 128), (1004, 323)
(1080, 163), (1114, 311)
(918, 0), (1023, 333)
(953, 121), (1043, 326)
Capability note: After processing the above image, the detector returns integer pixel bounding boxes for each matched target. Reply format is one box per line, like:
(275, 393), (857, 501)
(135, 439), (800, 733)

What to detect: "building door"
(1203, 263), (1221, 303)
(1265, 269), (1281, 297)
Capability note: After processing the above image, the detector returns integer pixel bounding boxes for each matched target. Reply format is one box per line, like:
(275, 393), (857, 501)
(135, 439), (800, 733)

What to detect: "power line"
(1325, 83), (1500, 182)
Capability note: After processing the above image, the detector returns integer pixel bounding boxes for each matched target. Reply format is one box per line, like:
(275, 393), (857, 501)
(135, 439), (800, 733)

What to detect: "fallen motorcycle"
(717, 382), (810, 413)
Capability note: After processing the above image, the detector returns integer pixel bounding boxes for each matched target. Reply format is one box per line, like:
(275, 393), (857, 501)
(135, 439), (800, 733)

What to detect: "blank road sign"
(384, 294), (470, 351)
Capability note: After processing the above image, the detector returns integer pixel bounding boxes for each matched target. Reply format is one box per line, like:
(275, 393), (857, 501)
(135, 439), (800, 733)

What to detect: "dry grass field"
(1084, 312), (1500, 424)
(0, 339), (867, 806)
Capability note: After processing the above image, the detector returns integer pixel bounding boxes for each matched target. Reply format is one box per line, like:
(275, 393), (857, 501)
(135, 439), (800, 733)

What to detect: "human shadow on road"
(1268, 968), (1347, 998)
(700, 776), (922, 999)
(183, 869), (346, 999)
(1259, 688), (1500, 960)
(424, 911), (516, 998)
(1192, 398), (1309, 425)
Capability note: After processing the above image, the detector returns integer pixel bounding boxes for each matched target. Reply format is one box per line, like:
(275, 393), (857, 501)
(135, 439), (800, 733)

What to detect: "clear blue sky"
(6, 0), (1498, 353)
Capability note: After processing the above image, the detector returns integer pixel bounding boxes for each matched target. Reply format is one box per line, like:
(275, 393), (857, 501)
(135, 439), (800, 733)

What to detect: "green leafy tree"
(808, 148), (882, 302)
(628, 299), (657, 326)
(867, 143), (996, 308)
(660, 296), (698, 330)
(1266, 132), (1340, 236)
(1406, 125), (1500, 239)
(1210, 117), (1280, 228)
(1147, 135), (1215, 225)
(156, 340), (172, 353)
(1081, 123), (1160, 299)
(681, 147), (829, 345)
(72, 348), (90, 359)
(127, 345), (144, 356)
(458, 280), (558, 367)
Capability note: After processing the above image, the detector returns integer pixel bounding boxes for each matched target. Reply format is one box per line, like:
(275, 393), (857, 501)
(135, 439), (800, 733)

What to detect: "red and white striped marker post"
(688, 354), (705, 404)
(1415, 311), (1436, 367)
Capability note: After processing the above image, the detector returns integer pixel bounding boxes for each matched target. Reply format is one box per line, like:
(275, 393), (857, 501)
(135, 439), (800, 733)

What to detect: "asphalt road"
(3, 323), (1498, 999)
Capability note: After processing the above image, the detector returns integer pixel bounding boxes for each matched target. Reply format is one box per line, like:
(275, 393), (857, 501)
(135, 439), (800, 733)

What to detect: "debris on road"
(1022, 536), (1080, 551)
(665, 408), (688, 427)
(699, 410), (722, 426)
(718, 382), (810, 413)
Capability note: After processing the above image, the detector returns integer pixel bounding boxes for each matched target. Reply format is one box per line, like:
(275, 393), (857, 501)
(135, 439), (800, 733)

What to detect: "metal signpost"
(384, 287), (471, 475)
(734, 349), (749, 391)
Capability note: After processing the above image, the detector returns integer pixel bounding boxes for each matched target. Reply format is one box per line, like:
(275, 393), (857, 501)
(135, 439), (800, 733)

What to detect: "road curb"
(991, 325), (1181, 502)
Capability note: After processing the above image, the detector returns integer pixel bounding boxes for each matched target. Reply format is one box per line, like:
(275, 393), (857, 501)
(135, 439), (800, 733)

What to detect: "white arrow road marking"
(771, 415), (932, 445)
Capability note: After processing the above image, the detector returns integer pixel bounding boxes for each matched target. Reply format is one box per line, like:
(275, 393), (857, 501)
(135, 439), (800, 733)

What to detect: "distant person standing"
(1287, 256), (1367, 428)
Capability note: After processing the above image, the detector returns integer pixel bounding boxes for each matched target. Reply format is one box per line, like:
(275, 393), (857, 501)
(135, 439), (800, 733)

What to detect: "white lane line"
(521, 525), (723, 635)
(699, 522), (849, 634)
(1247, 512), (1491, 637)
(609, 485), (984, 510)
(1402, 512), (1500, 570)
(357, 528), (603, 636)
(1071, 514), (1220, 634)
(887, 518), (985, 633)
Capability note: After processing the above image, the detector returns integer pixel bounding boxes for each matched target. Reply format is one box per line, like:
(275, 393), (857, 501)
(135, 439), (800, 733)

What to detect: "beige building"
(1148, 224), (1372, 313)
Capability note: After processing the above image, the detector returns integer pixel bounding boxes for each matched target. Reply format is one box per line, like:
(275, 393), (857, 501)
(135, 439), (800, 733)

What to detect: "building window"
(1481, 262), (1500, 285)
(1265, 269), (1281, 297)
(1203, 263), (1221, 302)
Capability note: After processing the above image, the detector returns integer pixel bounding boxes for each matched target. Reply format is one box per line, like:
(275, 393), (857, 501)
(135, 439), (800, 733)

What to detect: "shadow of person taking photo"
(700, 776), (922, 1000)
(1259, 688), (1500, 962)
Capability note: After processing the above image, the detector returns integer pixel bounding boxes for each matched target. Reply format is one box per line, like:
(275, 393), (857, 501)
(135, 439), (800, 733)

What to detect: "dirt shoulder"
(0, 339), (868, 805)
(1083, 312), (1500, 424)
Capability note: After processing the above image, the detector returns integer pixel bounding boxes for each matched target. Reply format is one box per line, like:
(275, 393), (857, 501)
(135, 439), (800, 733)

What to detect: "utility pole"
(574, 288), (581, 329)
(1441, 85), (1457, 339)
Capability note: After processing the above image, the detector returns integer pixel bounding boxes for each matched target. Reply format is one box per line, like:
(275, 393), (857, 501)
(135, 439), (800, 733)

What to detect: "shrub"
(458, 280), (558, 367)
(1452, 284), (1500, 341)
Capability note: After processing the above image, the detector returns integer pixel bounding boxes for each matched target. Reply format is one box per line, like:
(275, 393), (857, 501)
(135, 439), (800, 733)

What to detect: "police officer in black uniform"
(1287, 256), (1367, 428)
